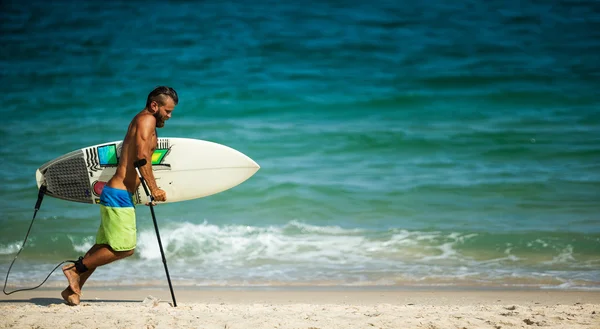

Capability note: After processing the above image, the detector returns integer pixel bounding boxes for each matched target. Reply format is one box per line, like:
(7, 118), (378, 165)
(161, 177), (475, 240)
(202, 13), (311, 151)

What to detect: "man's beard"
(154, 113), (166, 128)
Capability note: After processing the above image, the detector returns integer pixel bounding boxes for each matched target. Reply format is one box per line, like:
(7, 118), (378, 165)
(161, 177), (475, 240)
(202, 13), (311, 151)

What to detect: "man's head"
(146, 86), (178, 128)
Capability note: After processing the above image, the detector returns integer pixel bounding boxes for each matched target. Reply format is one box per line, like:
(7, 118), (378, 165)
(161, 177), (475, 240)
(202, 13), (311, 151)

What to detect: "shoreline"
(4, 281), (600, 290)
(3, 287), (600, 304)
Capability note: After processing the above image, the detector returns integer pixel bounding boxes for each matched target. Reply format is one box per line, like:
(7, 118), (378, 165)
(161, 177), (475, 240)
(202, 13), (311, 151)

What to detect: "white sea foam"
(1, 221), (598, 290)
(0, 242), (22, 255)
(542, 245), (576, 265)
(67, 235), (96, 254)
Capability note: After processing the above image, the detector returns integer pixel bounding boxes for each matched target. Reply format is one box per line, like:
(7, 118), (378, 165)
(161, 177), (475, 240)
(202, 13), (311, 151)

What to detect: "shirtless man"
(61, 86), (178, 305)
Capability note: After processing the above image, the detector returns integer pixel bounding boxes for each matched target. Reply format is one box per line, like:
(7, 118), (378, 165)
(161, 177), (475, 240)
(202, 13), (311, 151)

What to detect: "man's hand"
(145, 188), (166, 206)
(152, 188), (167, 202)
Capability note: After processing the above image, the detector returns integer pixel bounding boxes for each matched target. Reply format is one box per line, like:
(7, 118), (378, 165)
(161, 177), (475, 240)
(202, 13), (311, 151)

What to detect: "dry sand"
(1, 288), (599, 328)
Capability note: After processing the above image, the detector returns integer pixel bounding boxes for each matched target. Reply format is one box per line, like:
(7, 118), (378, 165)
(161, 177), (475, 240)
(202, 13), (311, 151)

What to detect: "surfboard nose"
(249, 158), (260, 170)
(234, 148), (260, 171)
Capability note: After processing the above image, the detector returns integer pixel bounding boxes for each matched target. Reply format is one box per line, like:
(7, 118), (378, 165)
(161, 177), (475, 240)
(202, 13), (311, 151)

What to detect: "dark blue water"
(1, 0), (599, 290)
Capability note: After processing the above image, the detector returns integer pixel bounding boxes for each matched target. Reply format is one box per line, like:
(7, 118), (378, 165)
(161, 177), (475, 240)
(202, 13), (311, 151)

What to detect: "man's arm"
(135, 115), (166, 201)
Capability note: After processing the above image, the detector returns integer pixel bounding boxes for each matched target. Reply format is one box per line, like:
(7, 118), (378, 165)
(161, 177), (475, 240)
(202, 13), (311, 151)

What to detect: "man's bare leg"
(62, 244), (134, 303)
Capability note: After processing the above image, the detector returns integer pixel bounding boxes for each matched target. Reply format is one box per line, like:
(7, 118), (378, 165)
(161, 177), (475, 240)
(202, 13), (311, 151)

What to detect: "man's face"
(151, 97), (175, 128)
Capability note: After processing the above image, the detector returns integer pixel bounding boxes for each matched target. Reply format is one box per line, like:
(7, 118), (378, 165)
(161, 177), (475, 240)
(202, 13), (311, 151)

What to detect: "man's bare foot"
(61, 287), (80, 306)
(62, 264), (81, 296)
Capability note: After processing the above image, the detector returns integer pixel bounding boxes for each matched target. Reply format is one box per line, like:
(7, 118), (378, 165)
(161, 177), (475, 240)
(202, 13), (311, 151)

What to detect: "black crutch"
(134, 159), (177, 307)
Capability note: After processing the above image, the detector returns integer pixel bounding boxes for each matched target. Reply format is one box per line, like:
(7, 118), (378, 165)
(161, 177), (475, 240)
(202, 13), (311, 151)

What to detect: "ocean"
(1, 0), (599, 291)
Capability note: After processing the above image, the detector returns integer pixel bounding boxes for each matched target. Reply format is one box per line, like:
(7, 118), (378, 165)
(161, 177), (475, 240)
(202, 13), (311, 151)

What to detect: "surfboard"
(35, 138), (260, 205)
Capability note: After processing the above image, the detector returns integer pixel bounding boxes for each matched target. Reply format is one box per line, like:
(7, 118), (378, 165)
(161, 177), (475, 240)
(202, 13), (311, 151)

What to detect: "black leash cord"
(3, 185), (75, 295)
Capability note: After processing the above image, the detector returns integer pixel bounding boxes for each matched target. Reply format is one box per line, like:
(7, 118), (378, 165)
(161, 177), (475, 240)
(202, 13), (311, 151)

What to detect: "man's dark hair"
(146, 86), (178, 108)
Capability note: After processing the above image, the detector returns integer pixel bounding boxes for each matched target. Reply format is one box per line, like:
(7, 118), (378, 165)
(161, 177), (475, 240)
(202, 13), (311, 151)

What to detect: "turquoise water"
(1, 1), (599, 290)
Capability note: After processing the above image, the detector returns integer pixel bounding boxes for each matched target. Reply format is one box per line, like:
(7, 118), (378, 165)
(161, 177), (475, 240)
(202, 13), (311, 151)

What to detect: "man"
(61, 86), (178, 306)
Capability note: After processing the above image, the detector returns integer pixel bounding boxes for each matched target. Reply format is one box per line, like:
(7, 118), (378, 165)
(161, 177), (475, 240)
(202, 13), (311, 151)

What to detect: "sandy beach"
(1, 288), (598, 329)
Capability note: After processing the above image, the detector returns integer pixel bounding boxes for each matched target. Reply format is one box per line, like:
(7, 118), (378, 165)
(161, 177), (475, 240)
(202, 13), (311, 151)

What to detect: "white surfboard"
(35, 138), (260, 205)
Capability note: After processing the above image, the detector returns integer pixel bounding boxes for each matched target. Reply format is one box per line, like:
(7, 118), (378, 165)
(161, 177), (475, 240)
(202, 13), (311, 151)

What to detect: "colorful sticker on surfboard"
(86, 140), (171, 172)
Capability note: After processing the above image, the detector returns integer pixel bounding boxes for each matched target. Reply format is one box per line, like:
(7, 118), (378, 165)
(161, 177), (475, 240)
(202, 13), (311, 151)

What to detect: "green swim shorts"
(96, 186), (136, 251)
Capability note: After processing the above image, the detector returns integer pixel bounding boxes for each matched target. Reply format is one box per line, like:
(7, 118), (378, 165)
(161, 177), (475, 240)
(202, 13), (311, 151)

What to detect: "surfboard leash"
(2, 185), (81, 295)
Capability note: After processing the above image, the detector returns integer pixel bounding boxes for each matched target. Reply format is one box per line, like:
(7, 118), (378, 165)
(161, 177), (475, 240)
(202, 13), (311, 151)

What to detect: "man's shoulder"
(132, 112), (156, 127)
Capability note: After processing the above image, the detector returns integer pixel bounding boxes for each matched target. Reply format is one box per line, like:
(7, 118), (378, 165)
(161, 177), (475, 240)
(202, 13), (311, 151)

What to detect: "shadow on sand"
(0, 298), (142, 306)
